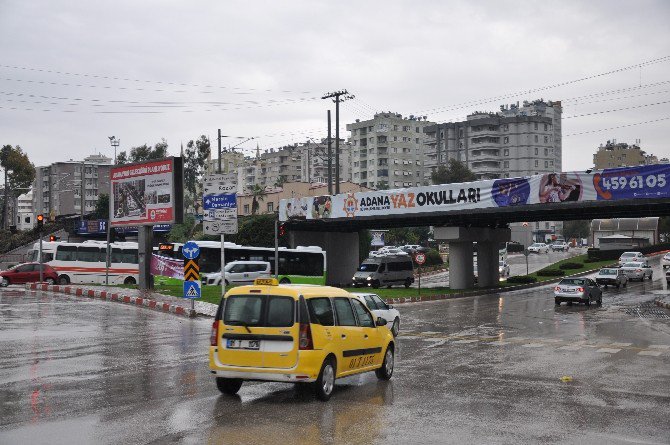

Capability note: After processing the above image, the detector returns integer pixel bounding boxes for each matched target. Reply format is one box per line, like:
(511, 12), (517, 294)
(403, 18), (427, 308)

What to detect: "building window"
(544, 148), (549, 156)
(534, 135), (539, 143)
(503, 124), (509, 131)
(243, 204), (250, 214)
(534, 147), (539, 155)
(535, 160), (539, 167)
(459, 128), (464, 138)
(534, 122), (538, 130)
(545, 161), (549, 168)
(503, 137), (509, 144)
(544, 136), (549, 143)
(458, 142), (463, 149)
(393, 136), (397, 141)
(415, 138), (419, 143)
(415, 127), (420, 133)
(503, 149), (509, 156)
(550, 160), (554, 166)
(267, 202), (274, 212)
(504, 161), (509, 168)
(544, 124), (548, 131)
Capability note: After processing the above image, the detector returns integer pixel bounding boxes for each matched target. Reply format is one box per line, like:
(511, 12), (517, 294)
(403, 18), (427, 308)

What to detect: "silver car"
(594, 267), (628, 288)
(351, 292), (401, 337)
(554, 277), (602, 306)
(620, 261), (653, 281)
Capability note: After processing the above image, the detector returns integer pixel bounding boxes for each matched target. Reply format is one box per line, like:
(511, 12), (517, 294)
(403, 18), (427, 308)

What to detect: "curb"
(654, 298), (670, 310)
(25, 283), (198, 318)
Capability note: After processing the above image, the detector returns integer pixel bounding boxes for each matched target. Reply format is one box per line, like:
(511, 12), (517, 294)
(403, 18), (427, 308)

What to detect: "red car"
(0, 262), (58, 286)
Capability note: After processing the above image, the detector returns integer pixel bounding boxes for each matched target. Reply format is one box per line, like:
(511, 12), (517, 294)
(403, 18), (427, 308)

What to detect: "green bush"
(537, 269), (565, 277)
(584, 258), (600, 263)
(559, 262), (583, 270)
(506, 242), (524, 253)
(422, 249), (443, 266)
(506, 275), (537, 284)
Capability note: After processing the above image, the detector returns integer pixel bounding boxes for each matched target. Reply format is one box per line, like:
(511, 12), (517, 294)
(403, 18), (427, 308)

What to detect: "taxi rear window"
(224, 295), (294, 327)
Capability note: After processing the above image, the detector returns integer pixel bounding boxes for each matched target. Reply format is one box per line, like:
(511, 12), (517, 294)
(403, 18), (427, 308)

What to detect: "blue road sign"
(203, 193), (237, 210)
(182, 241), (200, 259)
(183, 280), (201, 299)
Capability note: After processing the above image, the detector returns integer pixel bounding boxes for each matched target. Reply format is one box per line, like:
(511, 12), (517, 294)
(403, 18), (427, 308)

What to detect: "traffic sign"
(183, 280), (201, 299)
(184, 259), (200, 281)
(203, 193), (237, 210)
(182, 241), (200, 260)
(204, 208), (237, 221)
(414, 253), (426, 265)
(204, 219), (238, 235)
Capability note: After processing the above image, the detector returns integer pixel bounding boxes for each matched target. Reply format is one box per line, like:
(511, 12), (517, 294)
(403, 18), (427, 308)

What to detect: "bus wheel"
(58, 275), (70, 285)
(279, 278), (291, 284)
(124, 277), (136, 285)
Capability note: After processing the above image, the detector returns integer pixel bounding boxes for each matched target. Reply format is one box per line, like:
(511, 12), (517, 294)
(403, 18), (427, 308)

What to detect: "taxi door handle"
(341, 334), (347, 339)
(364, 334), (368, 339)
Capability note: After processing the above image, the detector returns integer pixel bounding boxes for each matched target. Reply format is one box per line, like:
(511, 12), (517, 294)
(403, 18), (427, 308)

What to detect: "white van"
(203, 261), (271, 286)
(352, 256), (415, 289)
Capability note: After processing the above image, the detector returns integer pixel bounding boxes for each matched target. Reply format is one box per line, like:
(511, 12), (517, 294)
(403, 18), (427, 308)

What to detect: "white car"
(202, 261), (271, 286)
(527, 243), (549, 254)
(661, 252), (670, 269)
(620, 261), (653, 281)
(618, 251), (644, 266)
(499, 260), (510, 277)
(351, 292), (401, 337)
(550, 241), (569, 252)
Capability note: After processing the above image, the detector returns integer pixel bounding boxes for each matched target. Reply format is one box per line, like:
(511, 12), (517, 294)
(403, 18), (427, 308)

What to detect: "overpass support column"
(434, 226), (511, 290)
(288, 230), (359, 286)
(448, 241), (474, 290)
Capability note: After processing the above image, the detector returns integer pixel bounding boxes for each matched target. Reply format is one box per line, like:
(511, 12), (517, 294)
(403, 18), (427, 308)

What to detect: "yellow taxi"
(209, 278), (395, 401)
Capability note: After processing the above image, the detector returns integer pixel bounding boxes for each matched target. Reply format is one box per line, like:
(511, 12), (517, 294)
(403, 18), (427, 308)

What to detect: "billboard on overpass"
(110, 157), (184, 227)
(279, 164), (670, 222)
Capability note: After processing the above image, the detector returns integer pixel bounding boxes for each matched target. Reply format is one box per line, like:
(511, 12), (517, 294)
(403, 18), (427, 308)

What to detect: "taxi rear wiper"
(228, 319), (252, 333)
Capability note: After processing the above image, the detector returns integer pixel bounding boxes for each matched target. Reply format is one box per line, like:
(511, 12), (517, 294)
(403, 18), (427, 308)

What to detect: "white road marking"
(647, 344), (670, 350)
(610, 342), (632, 347)
(425, 340), (447, 348)
(422, 331), (440, 335)
(521, 343), (544, 348)
(486, 341), (509, 346)
(557, 345), (581, 351)
(452, 339), (478, 344)
(638, 350), (662, 357)
(596, 348), (621, 354)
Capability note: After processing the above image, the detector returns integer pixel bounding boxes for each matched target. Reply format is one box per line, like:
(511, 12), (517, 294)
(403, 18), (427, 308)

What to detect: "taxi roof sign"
(254, 278), (279, 286)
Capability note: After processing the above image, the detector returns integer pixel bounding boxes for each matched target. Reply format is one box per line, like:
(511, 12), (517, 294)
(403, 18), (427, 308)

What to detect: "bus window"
(122, 249), (138, 264)
(56, 245), (78, 261)
(78, 246), (103, 262)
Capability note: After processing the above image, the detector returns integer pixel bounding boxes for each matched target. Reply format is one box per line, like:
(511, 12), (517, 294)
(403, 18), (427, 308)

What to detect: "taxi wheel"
(216, 377), (243, 395)
(391, 318), (400, 337)
(375, 346), (394, 380)
(314, 357), (336, 401)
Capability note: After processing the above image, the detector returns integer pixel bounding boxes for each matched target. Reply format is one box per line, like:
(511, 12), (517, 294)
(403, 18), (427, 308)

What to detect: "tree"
(562, 220), (590, 241)
(234, 214), (288, 248)
(273, 175), (288, 188)
(94, 193), (109, 219)
(359, 230), (372, 262)
(168, 214), (197, 243)
(0, 145), (35, 228)
(116, 139), (169, 165)
(184, 135), (211, 198)
(431, 159), (477, 185)
(249, 184), (266, 215)
(375, 180), (389, 190)
(659, 217), (670, 243)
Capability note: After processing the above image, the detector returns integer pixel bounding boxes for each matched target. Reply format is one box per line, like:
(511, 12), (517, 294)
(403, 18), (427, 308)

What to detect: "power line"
(0, 64), (316, 95)
(565, 116), (670, 136)
(410, 55), (670, 116)
(563, 99), (670, 119)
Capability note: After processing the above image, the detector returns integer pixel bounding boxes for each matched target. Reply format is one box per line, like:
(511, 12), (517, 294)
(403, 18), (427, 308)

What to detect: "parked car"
(383, 248), (409, 256)
(550, 241), (569, 252)
(620, 261), (653, 281)
(594, 267), (628, 288)
(527, 243), (550, 254)
(202, 261), (271, 286)
(353, 256), (414, 288)
(666, 268), (670, 285)
(351, 292), (401, 337)
(499, 261), (510, 277)
(0, 262), (58, 286)
(618, 251), (645, 266)
(401, 245), (421, 253)
(661, 252), (670, 269)
(554, 277), (602, 306)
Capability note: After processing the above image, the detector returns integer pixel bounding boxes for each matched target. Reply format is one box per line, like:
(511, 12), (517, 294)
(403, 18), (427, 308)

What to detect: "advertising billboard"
(110, 157), (183, 227)
(279, 164), (670, 222)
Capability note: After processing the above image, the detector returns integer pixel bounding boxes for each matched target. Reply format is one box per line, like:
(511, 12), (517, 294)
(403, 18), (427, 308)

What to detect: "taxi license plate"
(226, 339), (260, 350)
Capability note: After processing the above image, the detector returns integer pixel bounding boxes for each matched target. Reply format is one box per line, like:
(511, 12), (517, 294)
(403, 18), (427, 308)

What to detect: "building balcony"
(470, 150), (500, 162)
(470, 161), (501, 173)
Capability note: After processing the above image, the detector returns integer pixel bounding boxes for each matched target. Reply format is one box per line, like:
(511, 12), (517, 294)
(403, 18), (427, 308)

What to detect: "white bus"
(28, 240), (139, 285)
(161, 241), (327, 285)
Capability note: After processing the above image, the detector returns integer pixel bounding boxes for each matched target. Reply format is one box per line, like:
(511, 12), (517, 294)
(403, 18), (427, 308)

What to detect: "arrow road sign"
(203, 193), (237, 210)
(184, 259), (200, 281)
(182, 241), (200, 259)
(183, 280), (201, 299)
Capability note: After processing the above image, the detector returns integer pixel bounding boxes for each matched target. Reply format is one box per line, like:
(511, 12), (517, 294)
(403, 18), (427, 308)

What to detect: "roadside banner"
(150, 254), (183, 280)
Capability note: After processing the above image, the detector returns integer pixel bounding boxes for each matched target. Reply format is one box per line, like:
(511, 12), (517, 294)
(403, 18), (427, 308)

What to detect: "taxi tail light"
(636, 269), (642, 272)
(577, 287), (585, 293)
(299, 323), (313, 350)
(210, 321), (219, 346)
(554, 286), (560, 291)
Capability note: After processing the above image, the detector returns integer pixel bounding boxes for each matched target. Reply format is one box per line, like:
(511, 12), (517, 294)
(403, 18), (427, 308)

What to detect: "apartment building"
(16, 191), (34, 230)
(593, 140), (665, 169)
(300, 139), (351, 184)
(206, 150), (244, 175)
(424, 99), (562, 181)
(32, 153), (112, 219)
(347, 113), (435, 189)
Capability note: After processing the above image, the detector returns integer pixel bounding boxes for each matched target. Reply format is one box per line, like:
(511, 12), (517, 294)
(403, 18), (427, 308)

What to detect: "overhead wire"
(564, 116), (670, 136)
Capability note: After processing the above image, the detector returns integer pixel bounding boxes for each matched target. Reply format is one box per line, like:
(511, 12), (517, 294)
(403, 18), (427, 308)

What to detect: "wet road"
(1, 258), (669, 444)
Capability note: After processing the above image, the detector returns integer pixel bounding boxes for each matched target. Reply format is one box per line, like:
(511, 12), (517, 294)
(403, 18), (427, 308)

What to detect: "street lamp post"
(108, 136), (120, 164)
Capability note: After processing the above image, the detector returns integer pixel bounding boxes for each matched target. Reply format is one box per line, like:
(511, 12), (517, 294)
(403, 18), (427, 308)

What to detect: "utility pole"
(108, 136), (120, 164)
(327, 110), (332, 195)
(81, 161), (85, 220)
(218, 129), (222, 173)
(322, 90), (354, 195)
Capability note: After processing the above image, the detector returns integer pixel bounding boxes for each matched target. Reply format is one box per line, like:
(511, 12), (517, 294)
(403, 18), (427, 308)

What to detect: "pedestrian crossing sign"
(184, 280), (201, 299)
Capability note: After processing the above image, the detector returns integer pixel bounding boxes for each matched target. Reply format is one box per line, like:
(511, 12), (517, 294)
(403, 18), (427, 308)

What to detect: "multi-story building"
(206, 150), (244, 175)
(16, 191), (34, 230)
(300, 139), (351, 184)
(593, 140), (663, 169)
(347, 113), (435, 189)
(424, 99), (562, 181)
(33, 153), (112, 219)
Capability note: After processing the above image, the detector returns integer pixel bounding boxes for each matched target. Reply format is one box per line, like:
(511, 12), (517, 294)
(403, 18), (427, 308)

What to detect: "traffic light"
(49, 234), (60, 242)
(278, 223), (286, 237)
(36, 214), (44, 229)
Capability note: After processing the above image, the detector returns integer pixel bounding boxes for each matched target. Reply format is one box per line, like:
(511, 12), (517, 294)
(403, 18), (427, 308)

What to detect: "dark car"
(0, 262), (58, 286)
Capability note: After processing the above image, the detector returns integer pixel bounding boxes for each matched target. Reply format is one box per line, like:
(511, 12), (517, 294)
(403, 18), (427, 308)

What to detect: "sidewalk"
(25, 283), (219, 318)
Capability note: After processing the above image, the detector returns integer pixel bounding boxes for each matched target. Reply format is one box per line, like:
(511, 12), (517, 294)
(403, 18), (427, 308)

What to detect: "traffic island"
(24, 282), (217, 318)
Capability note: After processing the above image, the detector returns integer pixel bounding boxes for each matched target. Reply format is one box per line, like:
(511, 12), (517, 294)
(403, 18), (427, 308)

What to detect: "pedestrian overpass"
(279, 165), (670, 289)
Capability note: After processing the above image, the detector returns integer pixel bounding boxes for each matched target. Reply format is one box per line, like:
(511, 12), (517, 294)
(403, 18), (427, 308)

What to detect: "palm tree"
(249, 184), (266, 215)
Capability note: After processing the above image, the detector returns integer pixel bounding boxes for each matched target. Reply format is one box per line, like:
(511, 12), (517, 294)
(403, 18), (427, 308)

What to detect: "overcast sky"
(1, 0), (668, 171)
